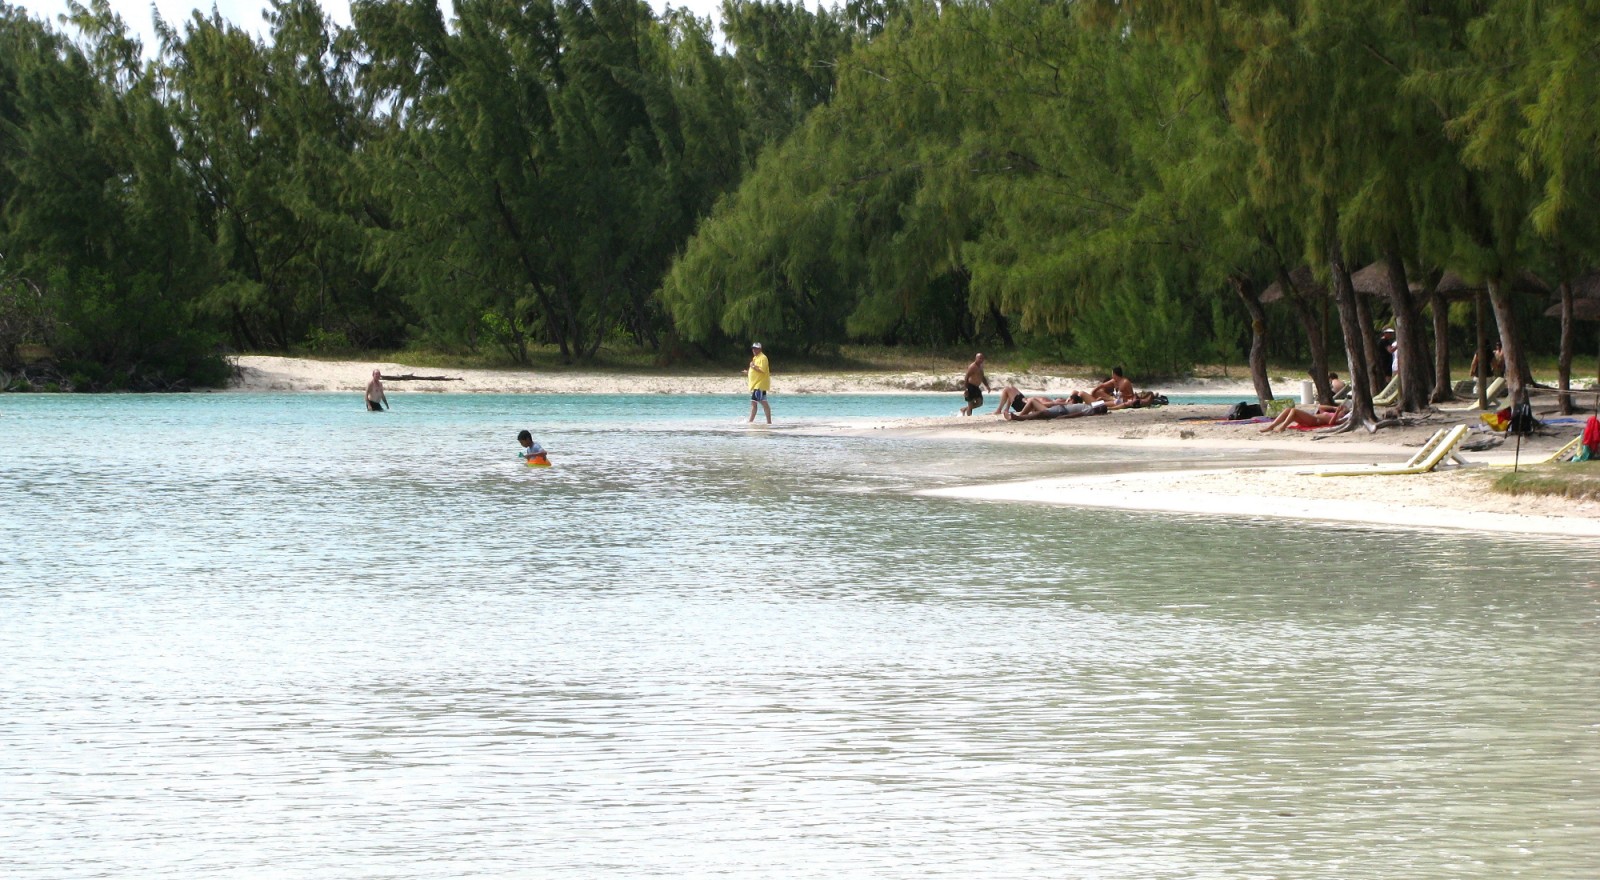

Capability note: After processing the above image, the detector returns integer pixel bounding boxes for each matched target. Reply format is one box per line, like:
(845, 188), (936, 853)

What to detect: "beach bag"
(1508, 402), (1536, 435)
(1226, 401), (1264, 421)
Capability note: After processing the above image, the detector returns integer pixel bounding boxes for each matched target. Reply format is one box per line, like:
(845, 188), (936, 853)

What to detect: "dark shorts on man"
(1009, 393), (1028, 412)
(964, 383), (983, 407)
(366, 399), (383, 411)
(751, 389), (768, 402)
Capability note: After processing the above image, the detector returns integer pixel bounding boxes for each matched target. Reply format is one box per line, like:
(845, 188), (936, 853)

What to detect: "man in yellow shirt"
(746, 342), (772, 424)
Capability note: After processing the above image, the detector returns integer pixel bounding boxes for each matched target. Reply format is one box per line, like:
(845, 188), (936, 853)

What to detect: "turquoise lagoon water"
(2, 393), (1598, 879)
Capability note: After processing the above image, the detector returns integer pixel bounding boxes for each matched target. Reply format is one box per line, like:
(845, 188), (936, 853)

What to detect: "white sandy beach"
(230, 354), (1259, 396)
(230, 355), (1600, 537)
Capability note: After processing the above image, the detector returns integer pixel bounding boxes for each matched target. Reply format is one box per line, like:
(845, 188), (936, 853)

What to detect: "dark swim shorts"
(1009, 393), (1028, 412)
(366, 399), (384, 411)
(964, 383), (983, 407)
(751, 389), (768, 402)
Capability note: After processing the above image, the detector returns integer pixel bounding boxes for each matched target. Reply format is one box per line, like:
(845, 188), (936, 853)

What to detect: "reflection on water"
(2, 394), (1598, 878)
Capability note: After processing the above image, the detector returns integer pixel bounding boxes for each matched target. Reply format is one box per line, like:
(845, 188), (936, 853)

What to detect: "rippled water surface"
(3, 393), (1598, 878)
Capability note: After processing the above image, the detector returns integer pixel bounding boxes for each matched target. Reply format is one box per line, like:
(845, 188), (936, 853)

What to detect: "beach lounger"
(1370, 374), (1402, 407)
(1486, 434), (1584, 468)
(1315, 425), (1470, 477)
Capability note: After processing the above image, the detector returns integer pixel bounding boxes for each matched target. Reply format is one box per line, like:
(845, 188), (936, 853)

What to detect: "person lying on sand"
(1008, 392), (1081, 416)
(1109, 390), (1158, 410)
(1259, 401), (1350, 433)
(992, 384), (1028, 415)
(1005, 397), (1108, 421)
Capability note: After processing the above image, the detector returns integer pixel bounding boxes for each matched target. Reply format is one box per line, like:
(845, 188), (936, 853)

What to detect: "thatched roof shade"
(1413, 269), (1550, 299)
(1259, 265), (1325, 304)
(1545, 299), (1600, 321)
(1545, 271), (1600, 320)
(1350, 261), (1404, 298)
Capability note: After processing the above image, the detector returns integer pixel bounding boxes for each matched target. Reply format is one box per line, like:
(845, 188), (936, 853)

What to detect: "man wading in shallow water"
(961, 353), (991, 416)
(746, 342), (772, 424)
(365, 369), (389, 412)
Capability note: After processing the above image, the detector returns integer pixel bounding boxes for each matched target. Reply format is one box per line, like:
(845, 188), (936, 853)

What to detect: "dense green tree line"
(665, 0), (1600, 418)
(0, 0), (856, 387)
(3, 0), (1598, 408)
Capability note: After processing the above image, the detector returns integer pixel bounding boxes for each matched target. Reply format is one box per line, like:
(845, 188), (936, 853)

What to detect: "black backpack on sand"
(1227, 401), (1265, 421)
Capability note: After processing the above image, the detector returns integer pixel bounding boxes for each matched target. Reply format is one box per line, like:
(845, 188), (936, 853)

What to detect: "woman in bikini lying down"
(1259, 400), (1351, 433)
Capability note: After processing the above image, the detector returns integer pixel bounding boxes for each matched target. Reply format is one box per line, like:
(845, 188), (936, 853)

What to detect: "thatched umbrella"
(1544, 272), (1600, 411)
(1544, 271), (1600, 320)
(1258, 265), (1324, 303)
(1350, 260), (1406, 298)
(1416, 269), (1549, 298)
(1545, 298), (1600, 321)
(1408, 269), (1550, 407)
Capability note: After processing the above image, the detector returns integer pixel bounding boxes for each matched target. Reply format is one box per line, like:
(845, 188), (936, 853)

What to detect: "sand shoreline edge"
(232, 355), (1600, 537)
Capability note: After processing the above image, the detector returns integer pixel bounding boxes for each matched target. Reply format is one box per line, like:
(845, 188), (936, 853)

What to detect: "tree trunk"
(1354, 287), (1383, 386)
(1327, 231), (1377, 426)
(989, 302), (1014, 348)
(1278, 267), (1332, 404)
(1427, 281), (1454, 403)
(1485, 275), (1533, 407)
(1383, 249), (1431, 412)
(1231, 275), (1274, 406)
(1558, 280), (1574, 415)
(231, 305), (260, 351)
(1474, 292), (1490, 409)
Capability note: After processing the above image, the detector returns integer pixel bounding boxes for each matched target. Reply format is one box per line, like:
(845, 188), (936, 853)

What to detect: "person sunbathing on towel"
(1109, 390), (1157, 410)
(1007, 392), (1079, 417)
(992, 384), (1029, 415)
(1006, 395), (1108, 421)
(1259, 401), (1350, 433)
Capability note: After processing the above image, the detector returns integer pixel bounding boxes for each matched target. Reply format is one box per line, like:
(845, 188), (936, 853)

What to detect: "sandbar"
(230, 355), (1600, 537)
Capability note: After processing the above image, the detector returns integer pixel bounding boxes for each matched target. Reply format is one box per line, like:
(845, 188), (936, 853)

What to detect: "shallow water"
(3, 393), (1598, 878)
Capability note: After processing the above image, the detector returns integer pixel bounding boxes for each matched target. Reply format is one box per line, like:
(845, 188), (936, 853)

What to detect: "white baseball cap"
(751, 342), (762, 349)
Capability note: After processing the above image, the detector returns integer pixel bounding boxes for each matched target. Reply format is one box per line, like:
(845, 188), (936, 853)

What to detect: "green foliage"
(47, 268), (227, 389)
(0, 3), (227, 388)
(4, 0), (1599, 390)
(1492, 461), (1600, 503)
(1068, 274), (1198, 379)
(0, 271), (55, 370)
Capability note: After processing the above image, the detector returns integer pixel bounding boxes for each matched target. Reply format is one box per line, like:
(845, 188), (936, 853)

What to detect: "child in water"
(517, 429), (550, 466)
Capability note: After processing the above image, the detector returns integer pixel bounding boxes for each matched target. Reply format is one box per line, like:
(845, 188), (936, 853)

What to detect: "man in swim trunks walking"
(960, 352), (991, 416)
(746, 342), (772, 424)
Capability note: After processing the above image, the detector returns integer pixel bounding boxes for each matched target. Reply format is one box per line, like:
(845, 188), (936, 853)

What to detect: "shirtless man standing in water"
(365, 369), (389, 412)
(960, 353), (991, 416)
